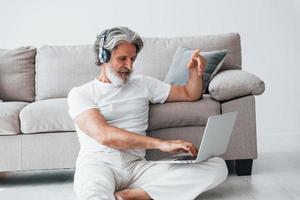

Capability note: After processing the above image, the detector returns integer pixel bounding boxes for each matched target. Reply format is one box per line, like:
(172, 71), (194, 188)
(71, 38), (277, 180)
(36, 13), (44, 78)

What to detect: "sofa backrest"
(34, 32), (241, 100)
(35, 45), (99, 101)
(134, 33), (242, 80)
(0, 46), (36, 102)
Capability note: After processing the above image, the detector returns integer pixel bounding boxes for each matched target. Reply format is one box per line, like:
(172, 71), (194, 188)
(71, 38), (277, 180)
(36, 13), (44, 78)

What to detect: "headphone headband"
(98, 30), (110, 64)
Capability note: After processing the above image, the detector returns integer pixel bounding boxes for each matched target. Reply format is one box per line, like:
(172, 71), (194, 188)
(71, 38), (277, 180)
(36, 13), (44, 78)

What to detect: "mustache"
(118, 67), (133, 73)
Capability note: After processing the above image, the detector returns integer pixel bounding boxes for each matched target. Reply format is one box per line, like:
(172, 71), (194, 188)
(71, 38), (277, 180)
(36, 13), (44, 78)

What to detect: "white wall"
(1, 0), (299, 135)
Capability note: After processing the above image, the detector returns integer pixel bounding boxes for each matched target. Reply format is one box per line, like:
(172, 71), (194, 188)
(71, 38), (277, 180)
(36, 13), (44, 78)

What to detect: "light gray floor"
(0, 134), (300, 200)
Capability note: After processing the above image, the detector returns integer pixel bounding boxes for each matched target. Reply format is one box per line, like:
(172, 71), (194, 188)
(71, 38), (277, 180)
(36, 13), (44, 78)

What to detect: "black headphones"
(98, 30), (111, 64)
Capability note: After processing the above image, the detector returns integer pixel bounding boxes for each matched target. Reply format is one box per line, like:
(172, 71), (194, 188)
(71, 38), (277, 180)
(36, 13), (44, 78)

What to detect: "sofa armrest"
(208, 70), (265, 101)
(221, 95), (257, 160)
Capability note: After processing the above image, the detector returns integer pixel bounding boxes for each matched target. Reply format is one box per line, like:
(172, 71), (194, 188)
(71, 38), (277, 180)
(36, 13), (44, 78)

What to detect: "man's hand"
(187, 49), (206, 76)
(158, 140), (198, 156)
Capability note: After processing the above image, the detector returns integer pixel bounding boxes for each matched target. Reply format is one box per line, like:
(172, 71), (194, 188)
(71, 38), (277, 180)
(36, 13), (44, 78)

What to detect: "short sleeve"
(67, 88), (98, 119)
(144, 76), (171, 104)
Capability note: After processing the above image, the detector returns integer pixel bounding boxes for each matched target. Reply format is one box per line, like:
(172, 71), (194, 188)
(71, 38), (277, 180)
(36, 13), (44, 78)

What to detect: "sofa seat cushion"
(20, 98), (75, 134)
(148, 95), (220, 131)
(19, 95), (219, 134)
(0, 102), (29, 135)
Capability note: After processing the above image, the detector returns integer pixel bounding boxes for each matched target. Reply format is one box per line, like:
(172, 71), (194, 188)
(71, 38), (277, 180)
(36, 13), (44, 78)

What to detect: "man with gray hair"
(68, 26), (228, 200)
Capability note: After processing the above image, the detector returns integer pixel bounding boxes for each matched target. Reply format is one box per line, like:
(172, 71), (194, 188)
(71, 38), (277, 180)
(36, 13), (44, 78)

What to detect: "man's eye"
(119, 57), (126, 61)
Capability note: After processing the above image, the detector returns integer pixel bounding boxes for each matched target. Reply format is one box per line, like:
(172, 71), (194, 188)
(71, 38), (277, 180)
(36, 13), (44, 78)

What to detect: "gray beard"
(105, 65), (132, 87)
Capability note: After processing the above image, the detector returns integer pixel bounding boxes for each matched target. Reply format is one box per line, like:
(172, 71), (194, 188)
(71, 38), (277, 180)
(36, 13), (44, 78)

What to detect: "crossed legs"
(74, 155), (227, 200)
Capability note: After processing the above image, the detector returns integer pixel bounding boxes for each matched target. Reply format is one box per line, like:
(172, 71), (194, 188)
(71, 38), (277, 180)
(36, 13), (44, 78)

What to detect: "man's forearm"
(100, 125), (162, 150)
(185, 68), (203, 100)
(76, 110), (198, 155)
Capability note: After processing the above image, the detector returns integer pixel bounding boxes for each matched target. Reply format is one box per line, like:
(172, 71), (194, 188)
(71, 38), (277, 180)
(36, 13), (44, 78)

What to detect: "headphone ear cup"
(99, 48), (110, 63)
(102, 49), (111, 63)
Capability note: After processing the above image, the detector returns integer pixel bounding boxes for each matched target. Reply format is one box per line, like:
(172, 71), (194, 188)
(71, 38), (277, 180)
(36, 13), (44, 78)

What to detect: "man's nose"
(125, 58), (133, 70)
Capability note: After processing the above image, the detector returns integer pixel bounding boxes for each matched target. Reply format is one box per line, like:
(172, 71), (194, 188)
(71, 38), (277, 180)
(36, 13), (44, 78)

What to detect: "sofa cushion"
(20, 98), (75, 134)
(18, 95), (219, 134)
(164, 47), (227, 93)
(0, 102), (29, 135)
(209, 70), (265, 101)
(35, 33), (241, 100)
(35, 45), (100, 100)
(0, 46), (36, 102)
(148, 95), (220, 131)
(133, 33), (241, 80)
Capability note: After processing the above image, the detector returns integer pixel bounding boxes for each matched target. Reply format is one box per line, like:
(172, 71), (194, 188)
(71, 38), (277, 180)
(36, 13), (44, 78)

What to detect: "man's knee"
(73, 165), (116, 200)
(73, 156), (117, 200)
(74, 178), (115, 200)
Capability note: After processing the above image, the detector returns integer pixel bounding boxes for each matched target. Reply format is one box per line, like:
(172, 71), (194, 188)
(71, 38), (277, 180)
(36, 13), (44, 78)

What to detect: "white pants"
(74, 151), (228, 200)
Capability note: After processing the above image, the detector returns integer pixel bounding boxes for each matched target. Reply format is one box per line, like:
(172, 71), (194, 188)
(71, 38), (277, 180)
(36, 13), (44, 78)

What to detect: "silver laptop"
(154, 111), (237, 164)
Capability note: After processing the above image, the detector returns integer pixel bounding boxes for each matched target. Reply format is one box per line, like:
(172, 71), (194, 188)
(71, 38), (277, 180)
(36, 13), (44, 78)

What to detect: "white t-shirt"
(68, 75), (171, 158)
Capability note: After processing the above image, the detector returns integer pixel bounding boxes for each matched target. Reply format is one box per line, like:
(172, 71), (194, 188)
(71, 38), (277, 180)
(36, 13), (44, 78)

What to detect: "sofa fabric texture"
(148, 95), (220, 131)
(0, 102), (29, 135)
(221, 95), (257, 159)
(35, 45), (100, 100)
(20, 98), (75, 134)
(0, 46), (36, 102)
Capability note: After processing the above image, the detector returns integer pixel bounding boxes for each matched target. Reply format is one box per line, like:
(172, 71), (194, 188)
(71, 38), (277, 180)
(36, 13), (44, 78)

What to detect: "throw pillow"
(208, 70), (265, 101)
(164, 46), (227, 93)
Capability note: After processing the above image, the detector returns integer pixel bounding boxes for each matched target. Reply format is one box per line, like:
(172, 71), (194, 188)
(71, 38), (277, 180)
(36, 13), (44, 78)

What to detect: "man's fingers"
(180, 144), (190, 153)
(193, 49), (201, 55)
(180, 143), (197, 156)
(186, 146), (196, 156)
(189, 49), (204, 74)
(188, 144), (198, 156)
(191, 50), (201, 60)
(197, 57), (202, 75)
(192, 147), (198, 156)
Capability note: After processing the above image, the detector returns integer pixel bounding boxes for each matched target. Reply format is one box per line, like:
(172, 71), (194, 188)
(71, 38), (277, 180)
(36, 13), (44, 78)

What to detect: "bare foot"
(115, 188), (152, 200)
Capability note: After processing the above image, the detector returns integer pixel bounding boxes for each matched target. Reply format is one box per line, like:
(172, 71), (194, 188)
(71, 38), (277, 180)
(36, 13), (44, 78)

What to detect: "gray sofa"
(0, 33), (264, 175)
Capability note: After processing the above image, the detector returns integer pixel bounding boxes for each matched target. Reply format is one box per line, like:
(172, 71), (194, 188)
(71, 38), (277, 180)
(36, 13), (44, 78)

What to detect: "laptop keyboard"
(176, 155), (197, 161)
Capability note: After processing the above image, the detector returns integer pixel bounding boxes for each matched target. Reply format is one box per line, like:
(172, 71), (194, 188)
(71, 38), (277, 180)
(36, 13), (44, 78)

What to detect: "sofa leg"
(235, 159), (253, 176)
(225, 160), (235, 174)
